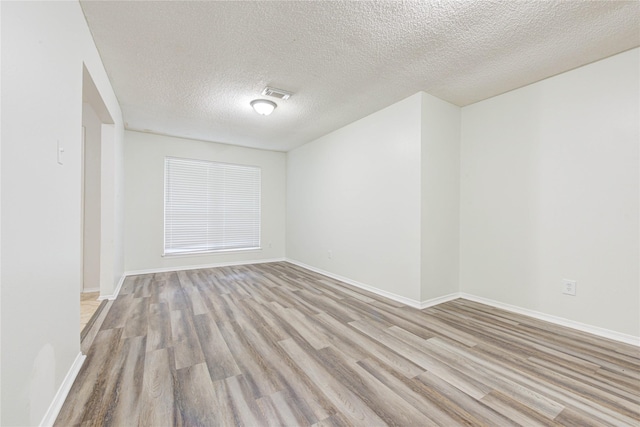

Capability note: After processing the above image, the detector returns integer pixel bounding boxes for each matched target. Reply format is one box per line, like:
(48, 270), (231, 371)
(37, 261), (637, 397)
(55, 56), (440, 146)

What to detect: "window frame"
(163, 156), (262, 256)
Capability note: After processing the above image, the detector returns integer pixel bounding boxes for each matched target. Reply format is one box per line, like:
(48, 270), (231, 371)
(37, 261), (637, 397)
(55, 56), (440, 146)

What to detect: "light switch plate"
(57, 140), (64, 165)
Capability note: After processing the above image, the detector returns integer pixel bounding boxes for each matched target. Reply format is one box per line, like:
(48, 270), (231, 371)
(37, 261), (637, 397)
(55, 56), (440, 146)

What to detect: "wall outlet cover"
(562, 279), (577, 296)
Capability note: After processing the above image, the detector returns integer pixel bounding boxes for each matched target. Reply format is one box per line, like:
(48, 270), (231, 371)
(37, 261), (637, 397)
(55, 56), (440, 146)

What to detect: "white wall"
(287, 94), (423, 302)
(420, 93), (461, 300)
(81, 65), (123, 299)
(82, 103), (102, 292)
(113, 124), (125, 295)
(460, 48), (639, 337)
(1, 2), (124, 425)
(100, 123), (121, 297)
(0, 3), (3, 422)
(124, 131), (286, 272)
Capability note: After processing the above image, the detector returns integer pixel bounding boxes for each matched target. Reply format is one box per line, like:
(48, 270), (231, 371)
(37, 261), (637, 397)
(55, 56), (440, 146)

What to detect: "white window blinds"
(164, 157), (261, 255)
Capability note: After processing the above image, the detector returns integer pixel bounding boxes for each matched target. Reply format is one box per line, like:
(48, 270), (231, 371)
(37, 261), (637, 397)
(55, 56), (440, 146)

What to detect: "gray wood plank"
(55, 262), (640, 427)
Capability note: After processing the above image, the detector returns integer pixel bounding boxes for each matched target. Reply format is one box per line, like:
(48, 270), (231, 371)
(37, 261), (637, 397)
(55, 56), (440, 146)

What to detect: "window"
(164, 157), (261, 255)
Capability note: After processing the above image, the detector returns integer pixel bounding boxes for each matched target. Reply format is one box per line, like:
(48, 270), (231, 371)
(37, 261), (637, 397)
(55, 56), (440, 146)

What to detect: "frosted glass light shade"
(250, 99), (277, 115)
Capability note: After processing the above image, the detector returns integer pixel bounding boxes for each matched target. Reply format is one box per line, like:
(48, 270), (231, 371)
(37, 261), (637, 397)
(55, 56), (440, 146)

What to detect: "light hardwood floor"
(57, 262), (640, 426)
(80, 291), (101, 332)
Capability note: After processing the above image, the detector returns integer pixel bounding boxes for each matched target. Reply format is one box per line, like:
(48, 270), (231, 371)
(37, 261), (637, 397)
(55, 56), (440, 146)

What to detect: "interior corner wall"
(286, 94), (423, 302)
(99, 123), (122, 297)
(81, 65), (124, 299)
(123, 131), (286, 272)
(114, 124), (126, 292)
(460, 48), (640, 337)
(420, 93), (461, 301)
(0, 3), (3, 423)
(1, 2), (124, 425)
(81, 103), (102, 292)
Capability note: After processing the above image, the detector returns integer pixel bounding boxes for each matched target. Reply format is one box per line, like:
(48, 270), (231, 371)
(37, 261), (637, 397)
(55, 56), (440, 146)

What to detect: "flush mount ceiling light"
(250, 99), (277, 116)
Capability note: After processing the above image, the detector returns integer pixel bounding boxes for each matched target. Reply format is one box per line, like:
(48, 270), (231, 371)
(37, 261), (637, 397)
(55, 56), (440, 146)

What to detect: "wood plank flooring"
(56, 262), (640, 426)
(80, 292), (102, 333)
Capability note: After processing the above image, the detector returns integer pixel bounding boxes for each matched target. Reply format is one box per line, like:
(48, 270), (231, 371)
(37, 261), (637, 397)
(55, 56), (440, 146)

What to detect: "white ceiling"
(80, 1), (639, 152)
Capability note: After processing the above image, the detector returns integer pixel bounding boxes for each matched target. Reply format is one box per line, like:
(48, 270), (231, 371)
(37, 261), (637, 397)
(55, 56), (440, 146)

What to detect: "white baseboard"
(81, 287), (100, 294)
(460, 293), (640, 347)
(97, 258), (640, 347)
(420, 292), (461, 309)
(283, 260), (639, 346)
(98, 258), (287, 302)
(125, 257), (286, 277)
(97, 274), (126, 301)
(285, 258), (426, 308)
(285, 259), (462, 310)
(39, 352), (86, 427)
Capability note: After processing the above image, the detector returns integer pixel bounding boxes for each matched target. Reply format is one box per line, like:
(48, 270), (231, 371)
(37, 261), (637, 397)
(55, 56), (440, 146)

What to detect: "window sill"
(162, 247), (262, 258)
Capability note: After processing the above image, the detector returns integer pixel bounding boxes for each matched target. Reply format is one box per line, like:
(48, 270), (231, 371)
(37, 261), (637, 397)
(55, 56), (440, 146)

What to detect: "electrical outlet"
(327, 250), (332, 259)
(562, 279), (577, 296)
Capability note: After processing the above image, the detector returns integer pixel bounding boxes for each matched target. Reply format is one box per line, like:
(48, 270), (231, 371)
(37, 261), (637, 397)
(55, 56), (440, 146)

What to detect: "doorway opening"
(80, 65), (114, 345)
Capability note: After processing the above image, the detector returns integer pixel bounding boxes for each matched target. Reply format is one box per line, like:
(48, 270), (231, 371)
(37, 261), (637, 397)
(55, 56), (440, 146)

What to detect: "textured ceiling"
(80, 1), (640, 152)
